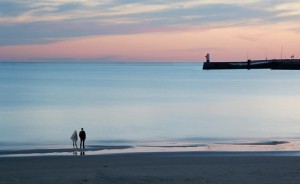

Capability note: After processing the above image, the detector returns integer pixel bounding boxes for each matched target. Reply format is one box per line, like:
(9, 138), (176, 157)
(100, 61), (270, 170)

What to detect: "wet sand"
(1, 152), (300, 184)
(0, 145), (131, 156)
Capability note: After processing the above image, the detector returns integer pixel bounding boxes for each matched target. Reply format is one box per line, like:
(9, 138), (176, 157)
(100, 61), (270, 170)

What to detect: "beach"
(1, 152), (300, 184)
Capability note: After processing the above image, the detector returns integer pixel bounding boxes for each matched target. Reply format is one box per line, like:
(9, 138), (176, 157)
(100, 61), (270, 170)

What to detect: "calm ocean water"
(1, 62), (300, 151)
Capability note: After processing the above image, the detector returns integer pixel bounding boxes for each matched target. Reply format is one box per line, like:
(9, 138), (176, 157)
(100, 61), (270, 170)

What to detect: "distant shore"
(1, 152), (300, 184)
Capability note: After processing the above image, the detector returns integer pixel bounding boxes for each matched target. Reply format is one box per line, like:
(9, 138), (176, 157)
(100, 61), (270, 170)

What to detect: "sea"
(1, 62), (300, 156)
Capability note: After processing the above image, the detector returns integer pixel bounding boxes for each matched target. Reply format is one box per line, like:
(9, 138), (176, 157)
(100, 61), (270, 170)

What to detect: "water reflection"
(72, 151), (85, 156)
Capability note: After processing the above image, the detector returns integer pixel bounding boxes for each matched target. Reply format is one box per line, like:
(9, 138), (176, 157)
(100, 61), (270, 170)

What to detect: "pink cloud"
(1, 25), (300, 62)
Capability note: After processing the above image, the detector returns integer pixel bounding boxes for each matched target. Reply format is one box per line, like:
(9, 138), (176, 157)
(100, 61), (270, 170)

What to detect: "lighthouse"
(205, 53), (210, 62)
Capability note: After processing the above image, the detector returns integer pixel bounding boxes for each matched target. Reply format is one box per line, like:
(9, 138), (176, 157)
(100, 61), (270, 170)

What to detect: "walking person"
(79, 128), (86, 149)
(70, 130), (78, 149)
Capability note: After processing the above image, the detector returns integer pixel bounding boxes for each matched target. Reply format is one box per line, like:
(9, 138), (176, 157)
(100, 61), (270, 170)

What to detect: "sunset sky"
(1, 0), (300, 62)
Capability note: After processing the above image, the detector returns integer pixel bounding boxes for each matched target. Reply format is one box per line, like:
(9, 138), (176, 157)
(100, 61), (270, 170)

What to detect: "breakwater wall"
(203, 59), (300, 70)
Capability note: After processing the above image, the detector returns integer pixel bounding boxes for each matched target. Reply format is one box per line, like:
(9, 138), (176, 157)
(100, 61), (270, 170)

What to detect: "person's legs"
(80, 139), (84, 148)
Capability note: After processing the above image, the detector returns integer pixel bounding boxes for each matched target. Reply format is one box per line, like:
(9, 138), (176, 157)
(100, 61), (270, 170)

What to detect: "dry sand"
(1, 152), (300, 184)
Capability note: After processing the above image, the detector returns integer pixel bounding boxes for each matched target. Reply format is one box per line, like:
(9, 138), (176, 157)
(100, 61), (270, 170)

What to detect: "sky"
(0, 0), (300, 62)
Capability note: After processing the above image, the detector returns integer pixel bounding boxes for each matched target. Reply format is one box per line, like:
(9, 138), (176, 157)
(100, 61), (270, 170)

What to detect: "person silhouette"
(70, 130), (78, 149)
(79, 128), (86, 149)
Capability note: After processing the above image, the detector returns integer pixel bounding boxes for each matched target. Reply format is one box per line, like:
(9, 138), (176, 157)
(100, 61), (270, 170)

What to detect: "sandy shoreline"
(1, 152), (300, 184)
(0, 145), (132, 156)
(0, 139), (296, 157)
